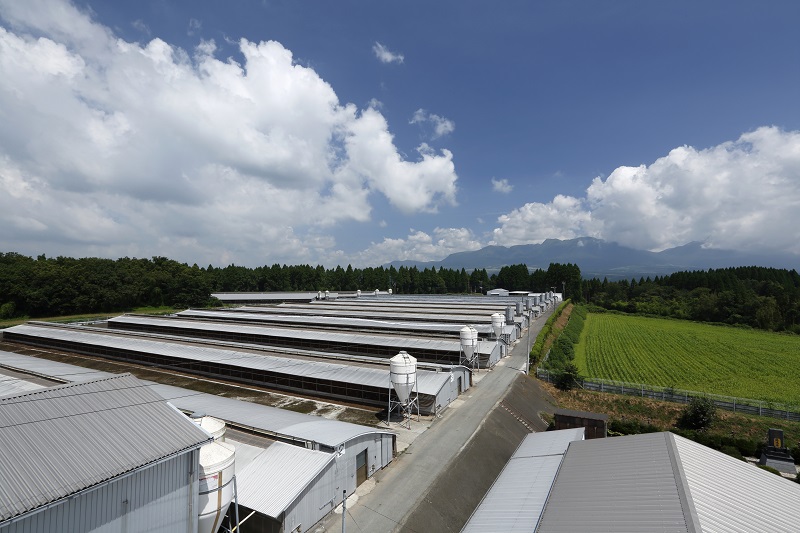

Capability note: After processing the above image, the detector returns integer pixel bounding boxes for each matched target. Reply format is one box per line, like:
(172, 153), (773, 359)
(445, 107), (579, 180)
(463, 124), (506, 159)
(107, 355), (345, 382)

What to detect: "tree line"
(582, 266), (800, 333)
(0, 252), (571, 319)
(2, 252), (798, 333)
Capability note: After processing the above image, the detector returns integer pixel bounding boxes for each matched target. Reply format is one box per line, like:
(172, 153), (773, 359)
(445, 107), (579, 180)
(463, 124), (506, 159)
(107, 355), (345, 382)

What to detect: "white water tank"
(388, 289), (392, 295)
(390, 351), (417, 405)
(191, 414), (227, 441)
(357, 289), (361, 297)
(325, 290), (330, 299)
(460, 325), (478, 361)
(198, 441), (236, 533)
(491, 313), (505, 339)
(374, 289), (379, 296)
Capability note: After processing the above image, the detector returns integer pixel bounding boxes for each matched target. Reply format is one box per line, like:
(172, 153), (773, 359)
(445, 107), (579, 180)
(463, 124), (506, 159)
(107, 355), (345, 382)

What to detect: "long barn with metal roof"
(463, 430), (800, 533)
(0, 350), (398, 533)
(2, 323), (466, 414)
(177, 308), (496, 338)
(107, 315), (481, 364)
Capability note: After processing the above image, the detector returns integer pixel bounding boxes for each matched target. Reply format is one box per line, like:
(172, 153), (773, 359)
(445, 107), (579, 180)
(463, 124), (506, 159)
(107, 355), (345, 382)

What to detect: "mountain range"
(386, 238), (800, 279)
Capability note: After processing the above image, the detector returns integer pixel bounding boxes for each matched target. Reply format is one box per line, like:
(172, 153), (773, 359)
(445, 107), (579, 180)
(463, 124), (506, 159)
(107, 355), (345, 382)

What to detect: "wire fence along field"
(536, 368), (800, 422)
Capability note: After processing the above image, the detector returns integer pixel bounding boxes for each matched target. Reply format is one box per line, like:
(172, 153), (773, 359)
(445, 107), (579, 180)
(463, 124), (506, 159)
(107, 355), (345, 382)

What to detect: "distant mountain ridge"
(386, 238), (800, 279)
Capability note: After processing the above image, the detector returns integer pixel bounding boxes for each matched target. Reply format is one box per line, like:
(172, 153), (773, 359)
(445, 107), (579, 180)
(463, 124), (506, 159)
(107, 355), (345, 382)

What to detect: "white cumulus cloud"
(491, 177), (513, 194)
(491, 127), (800, 255)
(349, 227), (482, 267)
(0, 0), (460, 266)
(410, 108), (455, 139)
(372, 42), (404, 64)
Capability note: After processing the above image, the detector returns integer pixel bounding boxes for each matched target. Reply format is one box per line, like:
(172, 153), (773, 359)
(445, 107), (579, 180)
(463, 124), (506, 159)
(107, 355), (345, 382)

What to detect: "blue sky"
(1, 0), (799, 267)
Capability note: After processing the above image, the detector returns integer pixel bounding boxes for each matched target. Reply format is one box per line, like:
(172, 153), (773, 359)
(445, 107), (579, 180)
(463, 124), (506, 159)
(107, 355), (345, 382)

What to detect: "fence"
(536, 368), (800, 422)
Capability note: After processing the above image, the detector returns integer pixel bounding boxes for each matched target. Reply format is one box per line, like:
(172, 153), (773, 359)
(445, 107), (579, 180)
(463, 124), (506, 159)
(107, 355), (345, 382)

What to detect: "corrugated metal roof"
(537, 432), (690, 533)
(5, 324), (452, 398)
(237, 442), (334, 518)
(673, 433), (800, 532)
(462, 429), (584, 533)
(235, 305), (501, 324)
(0, 350), (110, 383)
(0, 373), (46, 397)
(212, 292), (318, 302)
(177, 309), (495, 335)
(109, 315), (461, 353)
(0, 374), (210, 522)
(0, 351), (395, 450)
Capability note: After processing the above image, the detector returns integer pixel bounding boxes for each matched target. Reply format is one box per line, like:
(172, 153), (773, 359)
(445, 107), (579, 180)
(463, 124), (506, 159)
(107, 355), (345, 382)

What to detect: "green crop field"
(574, 313), (800, 406)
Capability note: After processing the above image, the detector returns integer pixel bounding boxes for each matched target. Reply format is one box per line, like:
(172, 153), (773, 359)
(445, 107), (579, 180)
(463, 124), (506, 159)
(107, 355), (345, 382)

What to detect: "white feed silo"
(198, 441), (236, 533)
(491, 313), (505, 339)
(387, 351), (420, 428)
(357, 289), (361, 297)
(460, 325), (478, 364)
(390, 351), (417, 405)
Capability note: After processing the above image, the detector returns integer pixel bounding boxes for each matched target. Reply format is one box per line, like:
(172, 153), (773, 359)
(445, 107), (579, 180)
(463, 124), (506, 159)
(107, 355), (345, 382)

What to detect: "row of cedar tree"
(1, 252), (799, 333)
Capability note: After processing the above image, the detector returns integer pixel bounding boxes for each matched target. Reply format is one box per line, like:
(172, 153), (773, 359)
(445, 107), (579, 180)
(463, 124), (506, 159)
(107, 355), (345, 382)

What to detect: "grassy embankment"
(0, 306), (181, 329)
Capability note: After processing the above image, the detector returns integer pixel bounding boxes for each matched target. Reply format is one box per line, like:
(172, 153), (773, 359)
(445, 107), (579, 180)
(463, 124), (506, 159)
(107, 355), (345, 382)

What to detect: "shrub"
(757, 464), (782, 476)
(677, 397), (717, 431)
(555, 363), (582, 391)
(720, 445), (745, 461)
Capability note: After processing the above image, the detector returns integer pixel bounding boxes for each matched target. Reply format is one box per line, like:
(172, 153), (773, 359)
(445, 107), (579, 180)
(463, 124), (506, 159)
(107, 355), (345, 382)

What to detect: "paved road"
(315, 307), (556, 533)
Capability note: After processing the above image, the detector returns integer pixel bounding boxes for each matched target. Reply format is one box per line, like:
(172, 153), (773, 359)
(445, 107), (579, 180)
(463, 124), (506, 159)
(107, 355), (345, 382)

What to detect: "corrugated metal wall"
(2, 451), (199, 533)
(284, 434), (395, 533)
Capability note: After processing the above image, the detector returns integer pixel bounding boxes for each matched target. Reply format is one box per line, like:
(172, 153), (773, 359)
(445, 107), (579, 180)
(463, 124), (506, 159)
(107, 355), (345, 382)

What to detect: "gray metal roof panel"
(0, 374), (46, 397)
(148, 383), (395, 448)
(0, 350), (112, 383)
(235, 305), (500, 324)
(0, 351), (395, 450)
(109, 315), (460, 353)
(462, 429), (584, 533)
(537, 432), (689, 533)
(177, 309), (495, 335)
(673, 433), (800, 533)
(236, 442), (335, 518)
(0, 374), (210, 521)
(212, 292), (317, 302)
(5, 324), (451, 396)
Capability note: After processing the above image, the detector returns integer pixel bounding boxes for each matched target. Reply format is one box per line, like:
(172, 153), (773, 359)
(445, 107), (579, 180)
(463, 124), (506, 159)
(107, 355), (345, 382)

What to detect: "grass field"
(574, 313), (800, 406)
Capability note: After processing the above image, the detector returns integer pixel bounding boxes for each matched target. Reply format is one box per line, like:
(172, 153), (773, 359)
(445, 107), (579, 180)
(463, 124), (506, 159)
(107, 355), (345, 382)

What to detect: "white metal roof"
(237, 442), (335, 518)
(178, 309), (495, 335)
(461, 429), (584, 533)
(533, 431), (800, 533)
(0, 374), (211, 522)
(0, 351), (395, 450)
(0, 350), (112, 383)
(5, 324), (453, 399)
(0, 373), (46, 397)
(672, 432), (800, 532)
(109, 315), (461, 354)
(212, 292), (318, 302)
(235, 305), (502, 324)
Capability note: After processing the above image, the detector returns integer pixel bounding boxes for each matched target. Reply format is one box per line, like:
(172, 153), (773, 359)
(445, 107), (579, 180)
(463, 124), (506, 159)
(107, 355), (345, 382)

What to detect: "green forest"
(0, 252), (570, 319)
(1, 252), (798, 333)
